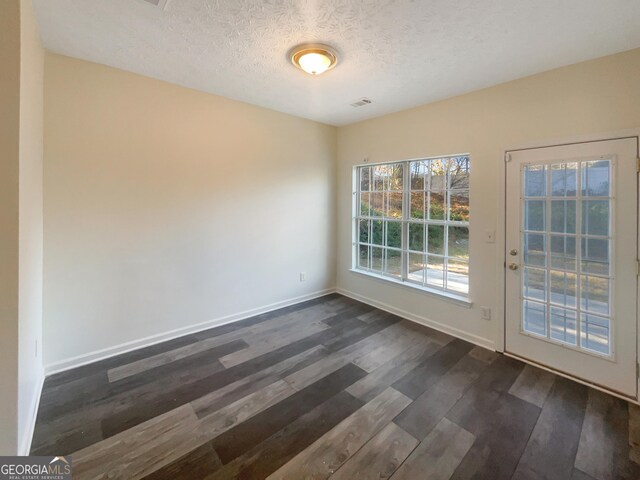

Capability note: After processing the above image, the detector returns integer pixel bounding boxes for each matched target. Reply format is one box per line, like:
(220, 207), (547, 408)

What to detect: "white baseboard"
(19, 368), (45, 456)
(336, 287), (495, 351)
(44, 288), (336, 376)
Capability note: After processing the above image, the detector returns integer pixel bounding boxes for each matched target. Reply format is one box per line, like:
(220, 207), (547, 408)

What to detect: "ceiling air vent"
(136, 0), (170, 9)
(350, 98), (373, 108)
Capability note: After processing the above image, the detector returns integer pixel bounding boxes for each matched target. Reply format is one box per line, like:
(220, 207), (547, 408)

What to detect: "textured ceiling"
(33, 0), (640, 126)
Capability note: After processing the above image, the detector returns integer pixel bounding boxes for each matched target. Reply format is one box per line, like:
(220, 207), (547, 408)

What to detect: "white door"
(505, 138), (638, 398)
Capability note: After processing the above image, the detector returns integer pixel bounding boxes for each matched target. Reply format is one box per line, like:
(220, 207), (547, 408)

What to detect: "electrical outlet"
(300, 272), (306, 282)
(480, 306), (492, 320)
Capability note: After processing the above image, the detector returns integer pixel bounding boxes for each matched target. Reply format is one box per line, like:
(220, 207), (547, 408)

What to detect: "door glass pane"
(581, 238), (609, 276)
(550, 200), (576, 233)
(524, 165), (546, 197)
(523, 300), (547, 336)
(580, 276), (610, 316)
(550, 307), (577, 345)
(549, 271), (577, 308)
(580, 313), (610, 355)
(524, 233), (546, 267)
(524, 200), (546, 231)
(523, 268), (546, 302)
(582, 160), (610, 197)
(581, 200), (609, 236)
(551, 163), (577, 196)
(550, 235), (576, 271)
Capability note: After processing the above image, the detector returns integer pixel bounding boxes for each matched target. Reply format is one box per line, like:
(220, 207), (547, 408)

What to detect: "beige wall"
(43, 47), (640, 370)
(337, 48), (640, 349)
(18, 0), (44, 456)
(43, 54), (337, 369)
(0, 0), (22, 456)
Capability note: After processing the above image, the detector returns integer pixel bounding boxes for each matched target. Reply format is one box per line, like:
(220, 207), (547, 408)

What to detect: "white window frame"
(351, 154), (471, 304)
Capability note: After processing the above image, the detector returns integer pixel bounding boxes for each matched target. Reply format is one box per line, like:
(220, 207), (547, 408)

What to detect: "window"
(354, 155), (470, 298)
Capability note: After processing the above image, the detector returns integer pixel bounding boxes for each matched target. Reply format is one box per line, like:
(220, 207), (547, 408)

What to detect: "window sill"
(348, 268), (473, 308)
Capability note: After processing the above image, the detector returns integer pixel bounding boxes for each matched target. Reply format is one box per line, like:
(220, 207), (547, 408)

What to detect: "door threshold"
(504, 351), (639, 405)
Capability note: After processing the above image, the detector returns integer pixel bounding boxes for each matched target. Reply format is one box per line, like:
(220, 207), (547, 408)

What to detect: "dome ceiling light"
(290, 43), (338, 76)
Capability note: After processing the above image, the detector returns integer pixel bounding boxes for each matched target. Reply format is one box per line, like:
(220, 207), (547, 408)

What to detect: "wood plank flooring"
(31, 294), (640, 480)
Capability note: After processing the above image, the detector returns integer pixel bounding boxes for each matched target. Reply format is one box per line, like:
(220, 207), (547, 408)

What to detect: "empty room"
(2, 0), (640, 479)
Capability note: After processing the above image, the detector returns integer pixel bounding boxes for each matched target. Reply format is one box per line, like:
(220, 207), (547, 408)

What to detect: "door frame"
(496, 129), (640, 402)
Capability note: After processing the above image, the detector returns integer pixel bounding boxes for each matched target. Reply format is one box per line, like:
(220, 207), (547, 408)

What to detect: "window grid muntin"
(520, 158), (613, 357)
(355, 156), (470, 297)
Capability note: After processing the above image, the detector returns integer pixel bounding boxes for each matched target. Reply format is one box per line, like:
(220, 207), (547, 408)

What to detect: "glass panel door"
(505, 137), (638, 399)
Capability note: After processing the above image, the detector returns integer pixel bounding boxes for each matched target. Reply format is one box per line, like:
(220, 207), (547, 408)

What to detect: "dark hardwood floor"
(31, 294), (640, 479)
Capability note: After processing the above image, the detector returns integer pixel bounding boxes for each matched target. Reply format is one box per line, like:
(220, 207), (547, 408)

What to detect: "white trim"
(19, 368), (44, 456)
(502, 128), (640, 154)
(353, 152), (471, 168)
(349, 268), (472, 307)
(44, 288), (336, 375)
(336, 286), (494, 350)
(494, 150), (507, 352)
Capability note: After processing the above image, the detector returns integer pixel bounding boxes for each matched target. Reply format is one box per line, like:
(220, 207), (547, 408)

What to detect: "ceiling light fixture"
(290, 43), (338, 75)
